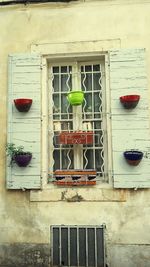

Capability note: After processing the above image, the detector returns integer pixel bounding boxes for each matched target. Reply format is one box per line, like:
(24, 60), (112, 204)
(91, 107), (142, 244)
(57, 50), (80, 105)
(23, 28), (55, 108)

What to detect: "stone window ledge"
(30, 187), (127, 202)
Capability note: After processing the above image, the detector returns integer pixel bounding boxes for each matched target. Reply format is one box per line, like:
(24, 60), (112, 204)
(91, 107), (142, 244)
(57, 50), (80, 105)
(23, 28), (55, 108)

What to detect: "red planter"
(54, 169), (97, 186)
(55, 181), (96, 186)
(120, 95), (140, 109)
(58, 131), (94, 144)
(14, 98), (33, 112)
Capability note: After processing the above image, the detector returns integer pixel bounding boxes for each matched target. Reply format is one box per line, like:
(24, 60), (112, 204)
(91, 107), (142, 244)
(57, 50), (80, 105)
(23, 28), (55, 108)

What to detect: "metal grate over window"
(48, 60), (107, 182)
(51, 225), (105, 267)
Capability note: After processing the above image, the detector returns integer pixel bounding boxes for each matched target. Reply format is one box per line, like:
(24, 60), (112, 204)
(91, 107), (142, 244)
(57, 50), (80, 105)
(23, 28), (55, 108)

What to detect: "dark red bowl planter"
(13, 153), (32, 167)
(14, 98), (33, 112)
(124, 150), (143, 166)
(58, 131), (94, 144)
(120, 95), (140, 109)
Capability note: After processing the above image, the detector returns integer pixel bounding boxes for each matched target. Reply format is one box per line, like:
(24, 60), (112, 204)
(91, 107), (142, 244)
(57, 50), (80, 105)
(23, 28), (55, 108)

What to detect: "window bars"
(48, 61), (107, 182)
(51, 225), (105, 267)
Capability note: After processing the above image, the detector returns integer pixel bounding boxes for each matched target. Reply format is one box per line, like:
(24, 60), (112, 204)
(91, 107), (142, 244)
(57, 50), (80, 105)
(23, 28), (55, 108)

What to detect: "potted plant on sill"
(6, 143), (32, 167)
(54, 169), (97, 186)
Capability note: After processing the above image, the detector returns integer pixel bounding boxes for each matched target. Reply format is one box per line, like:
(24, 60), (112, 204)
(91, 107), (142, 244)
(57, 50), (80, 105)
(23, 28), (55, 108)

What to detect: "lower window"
(51, 225), (105, 267)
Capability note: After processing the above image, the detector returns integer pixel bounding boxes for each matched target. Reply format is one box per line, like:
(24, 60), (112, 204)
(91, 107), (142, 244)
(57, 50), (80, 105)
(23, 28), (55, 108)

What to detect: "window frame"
(41, 52), (112, 189)
(48, 59), (108, 180)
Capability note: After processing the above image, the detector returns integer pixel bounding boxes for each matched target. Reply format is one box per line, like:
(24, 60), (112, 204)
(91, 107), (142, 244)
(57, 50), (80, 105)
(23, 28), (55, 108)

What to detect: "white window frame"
(41, 52), (112, 189)
(48, 59), (107, 179)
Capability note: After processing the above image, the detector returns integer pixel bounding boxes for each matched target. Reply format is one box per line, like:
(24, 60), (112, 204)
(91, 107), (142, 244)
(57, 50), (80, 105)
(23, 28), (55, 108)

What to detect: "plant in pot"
(6, 143), (32, 167)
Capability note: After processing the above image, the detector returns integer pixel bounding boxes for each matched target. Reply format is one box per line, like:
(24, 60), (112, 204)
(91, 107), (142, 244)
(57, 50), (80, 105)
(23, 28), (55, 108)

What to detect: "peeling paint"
(66, 193), (84, 202)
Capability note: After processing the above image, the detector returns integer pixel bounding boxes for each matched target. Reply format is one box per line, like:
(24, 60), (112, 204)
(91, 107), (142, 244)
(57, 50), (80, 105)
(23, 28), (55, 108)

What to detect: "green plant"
(6, 143), (24, 157)
(6, 143), (31, 166)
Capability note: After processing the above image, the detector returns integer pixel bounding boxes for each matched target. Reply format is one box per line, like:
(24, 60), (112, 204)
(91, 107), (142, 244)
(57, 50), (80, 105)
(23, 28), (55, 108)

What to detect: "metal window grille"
(51, 225), (105, 267)
(48, 60), (107, 181)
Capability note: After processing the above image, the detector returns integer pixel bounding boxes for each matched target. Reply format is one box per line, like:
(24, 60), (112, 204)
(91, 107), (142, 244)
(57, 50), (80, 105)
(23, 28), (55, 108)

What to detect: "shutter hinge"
(111, 170), (114, 181)
(40, 63), (46, 70)
(105, 56), (110, 67)
(21, 187), (26, 191)
(102, 71), (106, 77)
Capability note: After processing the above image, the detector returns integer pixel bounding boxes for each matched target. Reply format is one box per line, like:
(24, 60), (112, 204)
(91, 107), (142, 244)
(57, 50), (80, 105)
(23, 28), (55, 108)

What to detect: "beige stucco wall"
(0, 0), (150, 266)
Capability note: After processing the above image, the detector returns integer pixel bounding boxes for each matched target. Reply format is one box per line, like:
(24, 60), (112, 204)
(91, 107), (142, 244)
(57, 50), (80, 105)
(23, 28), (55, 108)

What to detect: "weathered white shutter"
(7, 54), (41, 189)
(110, 48), (150, 188)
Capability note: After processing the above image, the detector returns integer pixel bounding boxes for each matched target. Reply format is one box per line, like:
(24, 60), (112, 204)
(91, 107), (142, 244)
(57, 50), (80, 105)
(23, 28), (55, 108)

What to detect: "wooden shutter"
(6, 54), (41, 189)
(110, 48), (150, 188)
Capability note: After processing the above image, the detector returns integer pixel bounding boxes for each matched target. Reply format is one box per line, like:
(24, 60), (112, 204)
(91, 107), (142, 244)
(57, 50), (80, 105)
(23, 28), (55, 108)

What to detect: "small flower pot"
(14, 98), (33, 112)
(13, 153), (32, 167)
(67, 91), (84, 106)
(120, 95), (140, 109)
(59, 131), (93, 144)
(124, 150), (143, 166)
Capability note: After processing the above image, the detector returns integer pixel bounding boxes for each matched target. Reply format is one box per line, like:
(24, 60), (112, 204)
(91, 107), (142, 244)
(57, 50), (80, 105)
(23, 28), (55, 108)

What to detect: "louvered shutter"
(110, 48), (150, 188)
(6, 54), (41, 189)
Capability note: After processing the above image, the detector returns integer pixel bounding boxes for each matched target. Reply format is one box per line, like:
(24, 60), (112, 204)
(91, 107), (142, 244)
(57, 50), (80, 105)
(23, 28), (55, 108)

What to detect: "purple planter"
(14, 153), (32, 167)
(124, 150), (143, 166)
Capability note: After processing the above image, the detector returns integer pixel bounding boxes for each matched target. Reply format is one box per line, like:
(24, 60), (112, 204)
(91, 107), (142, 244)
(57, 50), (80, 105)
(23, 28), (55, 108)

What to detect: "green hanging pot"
(67, 90), (84, 106)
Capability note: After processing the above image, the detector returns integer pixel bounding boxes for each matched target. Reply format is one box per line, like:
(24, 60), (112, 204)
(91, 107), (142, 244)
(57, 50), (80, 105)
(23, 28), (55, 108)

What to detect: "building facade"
(0, 0), (150, 266)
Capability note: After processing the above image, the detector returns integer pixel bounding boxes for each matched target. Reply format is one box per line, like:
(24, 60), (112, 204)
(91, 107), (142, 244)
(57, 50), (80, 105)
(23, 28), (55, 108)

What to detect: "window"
(51, 225), (105, 267)
(48, 58), (108, 183)
(7, 48), (150, 190)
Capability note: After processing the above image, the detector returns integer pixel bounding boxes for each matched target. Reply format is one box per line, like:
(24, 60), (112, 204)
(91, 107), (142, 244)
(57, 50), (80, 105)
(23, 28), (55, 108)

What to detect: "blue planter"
(124, 150), (143, 166)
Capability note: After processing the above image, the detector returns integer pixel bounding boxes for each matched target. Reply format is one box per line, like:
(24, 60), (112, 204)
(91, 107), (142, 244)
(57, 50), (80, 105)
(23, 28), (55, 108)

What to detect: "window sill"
(30, 185), (127, 202)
